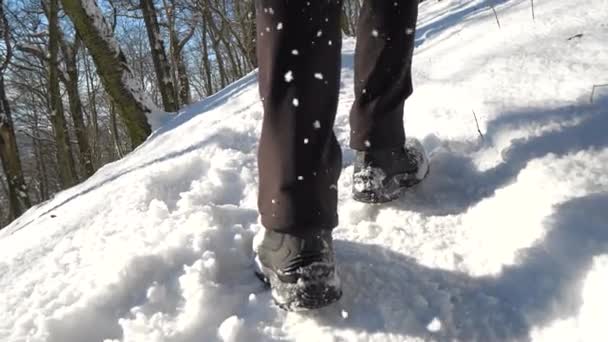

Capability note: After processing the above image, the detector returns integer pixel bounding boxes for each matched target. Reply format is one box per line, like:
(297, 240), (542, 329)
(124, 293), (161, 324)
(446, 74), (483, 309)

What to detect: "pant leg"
(350, 0), (419, 151)
(256, 0), (343, 237)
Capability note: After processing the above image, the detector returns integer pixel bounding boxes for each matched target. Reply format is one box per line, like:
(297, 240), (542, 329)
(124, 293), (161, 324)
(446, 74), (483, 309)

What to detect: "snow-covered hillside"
(2, 0), (608, 341)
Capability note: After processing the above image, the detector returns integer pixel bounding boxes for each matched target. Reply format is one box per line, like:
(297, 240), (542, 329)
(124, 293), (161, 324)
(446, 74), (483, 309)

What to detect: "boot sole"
(353, 164), (430, 204)
(254, 256), (342, 311)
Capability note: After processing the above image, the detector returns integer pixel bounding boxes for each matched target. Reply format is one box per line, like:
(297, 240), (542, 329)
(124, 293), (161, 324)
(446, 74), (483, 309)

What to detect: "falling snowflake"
(427, 318), (442, 332)
(284, 71), (294, 82)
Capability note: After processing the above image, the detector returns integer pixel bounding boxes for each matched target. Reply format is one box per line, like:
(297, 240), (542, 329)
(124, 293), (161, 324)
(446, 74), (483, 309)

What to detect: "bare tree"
(141, 0), (178, 112)
(48, 0), (79, 188)
(59, 34), (96, 177)
(342, 0), (361, 36)
(0, 0), (32, 220)
(60, 0), (153, 147)
(162, 0), (195, 106)
(1, 0), (288, 226)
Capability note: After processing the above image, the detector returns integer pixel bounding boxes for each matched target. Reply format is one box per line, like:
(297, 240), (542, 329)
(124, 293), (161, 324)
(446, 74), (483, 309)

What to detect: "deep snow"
(2, 0), (608, 341)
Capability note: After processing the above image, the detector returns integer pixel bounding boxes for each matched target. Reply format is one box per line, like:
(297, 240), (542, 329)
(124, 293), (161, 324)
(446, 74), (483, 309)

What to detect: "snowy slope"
(2, 0), (608, 341)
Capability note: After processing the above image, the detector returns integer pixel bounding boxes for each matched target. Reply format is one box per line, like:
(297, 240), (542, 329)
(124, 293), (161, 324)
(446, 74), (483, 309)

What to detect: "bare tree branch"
(472, 110), (485, 141)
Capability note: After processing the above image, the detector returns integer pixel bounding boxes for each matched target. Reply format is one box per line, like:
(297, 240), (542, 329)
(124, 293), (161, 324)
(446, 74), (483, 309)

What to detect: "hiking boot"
(353, 138), (430, 203)
(252, 228), (342, 311)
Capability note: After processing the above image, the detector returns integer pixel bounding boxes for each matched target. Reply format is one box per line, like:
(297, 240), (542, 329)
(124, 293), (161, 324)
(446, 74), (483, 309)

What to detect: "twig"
(491, 6), (501, 29)
(531, 0), (536, 21)
(567, 33), (584, 41)
(590, 84), (608, 104)
(472, 110), (485, 141)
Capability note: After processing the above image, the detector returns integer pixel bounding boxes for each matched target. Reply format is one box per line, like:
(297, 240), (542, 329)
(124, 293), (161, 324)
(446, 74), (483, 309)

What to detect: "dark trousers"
(256, 0), (419, 236)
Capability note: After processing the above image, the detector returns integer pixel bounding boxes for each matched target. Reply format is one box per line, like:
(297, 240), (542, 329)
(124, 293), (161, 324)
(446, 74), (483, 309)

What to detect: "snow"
(1, 0), (608, 341)
(217, 315), (245, 342)
(426, 317), (442, 332)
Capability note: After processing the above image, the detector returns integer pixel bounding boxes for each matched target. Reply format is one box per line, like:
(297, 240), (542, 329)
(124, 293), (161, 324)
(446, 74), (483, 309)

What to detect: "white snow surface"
(2, 0), (608, 341)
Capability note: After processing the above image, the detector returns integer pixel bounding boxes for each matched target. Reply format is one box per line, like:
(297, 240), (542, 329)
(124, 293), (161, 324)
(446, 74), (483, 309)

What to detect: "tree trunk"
(174, 45), (191, 105)
(60, 0), (153, 148)
(161, 0), (191, 106)
(83, 51), (100, 161)
(0, 77), (32, 220)
(32, 111), (49, 201)
(0, 173), (8, 225)
(109, 101), (124, 159)
(49, 0), (79, 188)
(140, 0), (178, 112)
(0, 0), (31, 221)
(199, 6), (227, 89)
(61, 36), (95, 178)
(200, 21), (213, 95)
(171, 31), (192, 106)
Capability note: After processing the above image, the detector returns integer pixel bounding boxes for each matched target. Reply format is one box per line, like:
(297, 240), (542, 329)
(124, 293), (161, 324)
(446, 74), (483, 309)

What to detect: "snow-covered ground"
(2, 0), (608, 340)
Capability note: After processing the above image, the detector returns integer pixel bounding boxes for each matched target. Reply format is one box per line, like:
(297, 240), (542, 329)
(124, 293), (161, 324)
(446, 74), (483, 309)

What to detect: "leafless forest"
(0, 0), (365, 227)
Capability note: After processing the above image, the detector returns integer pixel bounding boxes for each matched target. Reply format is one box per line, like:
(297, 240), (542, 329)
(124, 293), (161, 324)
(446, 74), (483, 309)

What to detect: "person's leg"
(350, 0), (419, 151)
(254, 0), (344, 310)
(256, 0), (343, 237)
(350, 1), (428, 204)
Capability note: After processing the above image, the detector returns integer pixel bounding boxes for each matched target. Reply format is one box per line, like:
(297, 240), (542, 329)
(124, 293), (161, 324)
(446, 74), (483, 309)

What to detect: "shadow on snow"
(304, 192), (608, 341)
(395, 97), (608, 216)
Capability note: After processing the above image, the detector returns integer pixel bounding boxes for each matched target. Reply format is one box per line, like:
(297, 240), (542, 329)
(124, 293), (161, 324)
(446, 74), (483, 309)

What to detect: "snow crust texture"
(2, 0), (608, 341)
